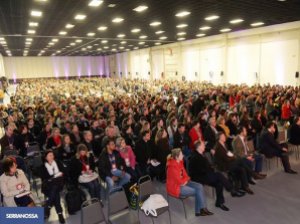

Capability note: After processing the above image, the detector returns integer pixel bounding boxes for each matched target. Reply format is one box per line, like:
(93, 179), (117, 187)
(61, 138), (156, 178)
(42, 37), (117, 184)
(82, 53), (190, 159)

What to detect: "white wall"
(2, 21), (300, 85)
(110, 21), (300, 86)
(3, 56), (107, 79)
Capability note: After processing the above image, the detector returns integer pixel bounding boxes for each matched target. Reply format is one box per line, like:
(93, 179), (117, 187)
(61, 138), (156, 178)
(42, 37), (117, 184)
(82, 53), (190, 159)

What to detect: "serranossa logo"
(6, 213), (39, 219)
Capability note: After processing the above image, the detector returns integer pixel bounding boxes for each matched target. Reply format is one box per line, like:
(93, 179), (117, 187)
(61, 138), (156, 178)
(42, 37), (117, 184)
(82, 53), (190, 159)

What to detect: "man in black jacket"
(189, 141), (244, 211)
(98, 139), (131, 192)
(204, 117), (218, 152)
(134, 130), (153, 176)
(173, 123), (190, 156)
(259, 122), (297, 174)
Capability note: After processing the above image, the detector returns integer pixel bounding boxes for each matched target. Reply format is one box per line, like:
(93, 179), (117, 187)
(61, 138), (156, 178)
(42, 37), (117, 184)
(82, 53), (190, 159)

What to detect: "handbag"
(78, 172), (99, 183)
(14, 192), (33, 207)
(141, 194), (168, 217)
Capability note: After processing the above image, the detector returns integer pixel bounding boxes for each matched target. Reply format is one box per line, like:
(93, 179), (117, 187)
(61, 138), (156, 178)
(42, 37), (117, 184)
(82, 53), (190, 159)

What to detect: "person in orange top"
(166, 148), (213, 216)
(281, 99), (291, 122)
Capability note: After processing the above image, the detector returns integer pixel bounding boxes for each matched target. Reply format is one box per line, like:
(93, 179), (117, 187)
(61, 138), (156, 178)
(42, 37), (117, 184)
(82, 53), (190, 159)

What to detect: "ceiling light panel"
(205, 15), (219, 21)
(88, 0), (103, 7)
(176, 11), (191, 17)
(133, 5), (148, 12)
(31, 10), (42, 17)
(75, 14), (86, 20)
(112, 17), (124, 23)
(230, 18), (244, 24)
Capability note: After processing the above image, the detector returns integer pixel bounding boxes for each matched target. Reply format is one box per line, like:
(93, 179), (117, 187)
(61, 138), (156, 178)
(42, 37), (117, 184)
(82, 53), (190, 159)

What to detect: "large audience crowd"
(0, 77), (300, 223)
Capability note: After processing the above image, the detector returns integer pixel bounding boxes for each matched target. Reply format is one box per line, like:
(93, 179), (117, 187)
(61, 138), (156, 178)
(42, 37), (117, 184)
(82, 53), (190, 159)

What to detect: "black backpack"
(65, 185), (86, 215)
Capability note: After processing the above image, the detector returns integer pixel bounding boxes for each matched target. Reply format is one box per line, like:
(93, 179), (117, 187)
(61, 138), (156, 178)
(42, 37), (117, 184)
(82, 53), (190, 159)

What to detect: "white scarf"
(45, 161), (59, 176)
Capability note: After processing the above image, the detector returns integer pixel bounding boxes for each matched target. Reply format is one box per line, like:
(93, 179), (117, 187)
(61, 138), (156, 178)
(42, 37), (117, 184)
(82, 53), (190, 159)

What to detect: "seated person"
(173, 123), (190, 157)
(259, 122), (297, 174)
(69, 144), (101, 199)
(0, 157), (34, 207)
(116, 137), (140, 182)
(232, 126), (266, 178)
(189, 141), (244, 212)
(214, 132), (254, 194)
(98, 139), (131, 192)
(166, 148), (213, 216)
(40, 150), (65, 223)
(288, 116), (300, 146)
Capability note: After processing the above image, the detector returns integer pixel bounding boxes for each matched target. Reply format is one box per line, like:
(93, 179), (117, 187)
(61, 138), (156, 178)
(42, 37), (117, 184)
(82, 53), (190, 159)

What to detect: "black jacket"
(173, 130), (189, 149)
(289, 124), (300, 145)
(98, 149), (126, 180)
(69, 154), (96, 185)
(259, 130), (282, 158)
(155, 138), (171, 166)
(189, 151), (214, 184)
(134, 138), (153, 166)
(204, 126), (218, 152)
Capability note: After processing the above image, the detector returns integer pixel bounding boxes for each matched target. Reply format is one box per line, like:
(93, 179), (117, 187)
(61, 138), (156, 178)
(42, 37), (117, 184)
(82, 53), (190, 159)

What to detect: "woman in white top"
(0, 156), (33, 207)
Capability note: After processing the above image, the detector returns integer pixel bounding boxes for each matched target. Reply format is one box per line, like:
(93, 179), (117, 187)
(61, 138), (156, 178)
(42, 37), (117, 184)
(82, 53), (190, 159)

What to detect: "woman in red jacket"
(281, 99), (291, 122)
(188, 120), (204, 150)
(166, 148), (213, 216)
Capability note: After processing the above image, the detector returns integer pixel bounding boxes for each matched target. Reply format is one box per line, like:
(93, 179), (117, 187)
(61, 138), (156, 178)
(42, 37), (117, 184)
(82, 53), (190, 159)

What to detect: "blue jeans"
(243, 154), (263, 173)
(106, 169), (131, 192)
(80, 179), (101, 199)
(179, 181), (206, 213)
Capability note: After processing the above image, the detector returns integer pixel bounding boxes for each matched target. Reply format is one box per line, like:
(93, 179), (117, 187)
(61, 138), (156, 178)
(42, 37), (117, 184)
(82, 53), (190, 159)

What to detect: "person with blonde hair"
(166, 148), (213, 216)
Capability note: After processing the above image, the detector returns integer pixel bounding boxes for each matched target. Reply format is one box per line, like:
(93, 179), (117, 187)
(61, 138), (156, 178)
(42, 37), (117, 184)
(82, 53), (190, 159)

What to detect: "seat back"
(138, 175), (154, 203)
(277, 130), (287, 143)
(81, 198), (106, 224)
(246, 140), (255, 152)
(108, 189), (129, 216)
(27, 143), (40, 157)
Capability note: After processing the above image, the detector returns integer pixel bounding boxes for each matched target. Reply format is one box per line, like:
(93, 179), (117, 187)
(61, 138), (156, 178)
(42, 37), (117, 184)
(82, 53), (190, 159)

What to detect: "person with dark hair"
(83, 130), (102, 158)
(0, 157), (34, 207)
(288, 116), (300, 146)
(56, 134), (76, 162)
(98, 139), (131, 192)
(214, 132), (254, 195)
(259, 122), (297, 174)
(122, 124), (135, 148)
(69, 144), (101, 199)
(39, 150), (65, 223)
(151, 117), (164, 142)
(189, 141), (244, 211)
(173, 123), (190, 156)
(189, 120), (204, 150)
(204, 117), (218, 152)
(232, 126), (266, 178)
(16, 124), (35, 158)
(134, 130), (153, 176)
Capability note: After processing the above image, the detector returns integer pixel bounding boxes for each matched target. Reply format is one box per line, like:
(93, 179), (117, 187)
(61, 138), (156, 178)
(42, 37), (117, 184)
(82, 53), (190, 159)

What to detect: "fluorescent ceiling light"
(121, 41), (127, 44)
(251, 22), (264, 27)
(70, 43), (76, 46)
(119, 46), (124, 49)
(131, 28), (141, 33)
(112, 17), (124, 23)
(97, 26), (107, 31)
(87, 46), (92, 49)
(76, 39), (82, 43)
(205, 15), (219, 21)
(133, 47), (139, 50)
(230, 18), (244, 24)
(139, 35), (147, 39)
(220, 28), (231, 32)
(159, 36), (167, 40)
(196, 33), (206, 37)
(155, 30), (164, 34)
(176, 24), (188, 28)
(88, 0), (103, 7)
(177, 37), (186, 41)
(59, 31), (67, 35)
(199, 26), (211, 30)
(35, 0), (48, 2)
(103, 46), (109, 49)
(25, 42), (31, 45)
(117, 34), (125, 38)
(97, 48), (102, 50)
(27, 30), (36, 34)
(75, 14), (86, 20)
(101, 40), (108, 43)
(111, 48), (117, 51)
(52, 38), (59, 42)
(87, 32), (95, 36)
(49, 42), (55, 45)
(108, 4), (116, 8)
(26, 38), (33, 41)
(133, 5), (148, 12)
(29, 22), (39, 27)
(155, 42), (161, 45)
(177, 32), (186, 36)
(138, 42), (145, 45)
(0, 37), (4, 40)
(176, 11), (191, 17)
(31, 10), (42, 17)
(65, 23), (75, 29)
(150, 21), (161, 26)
